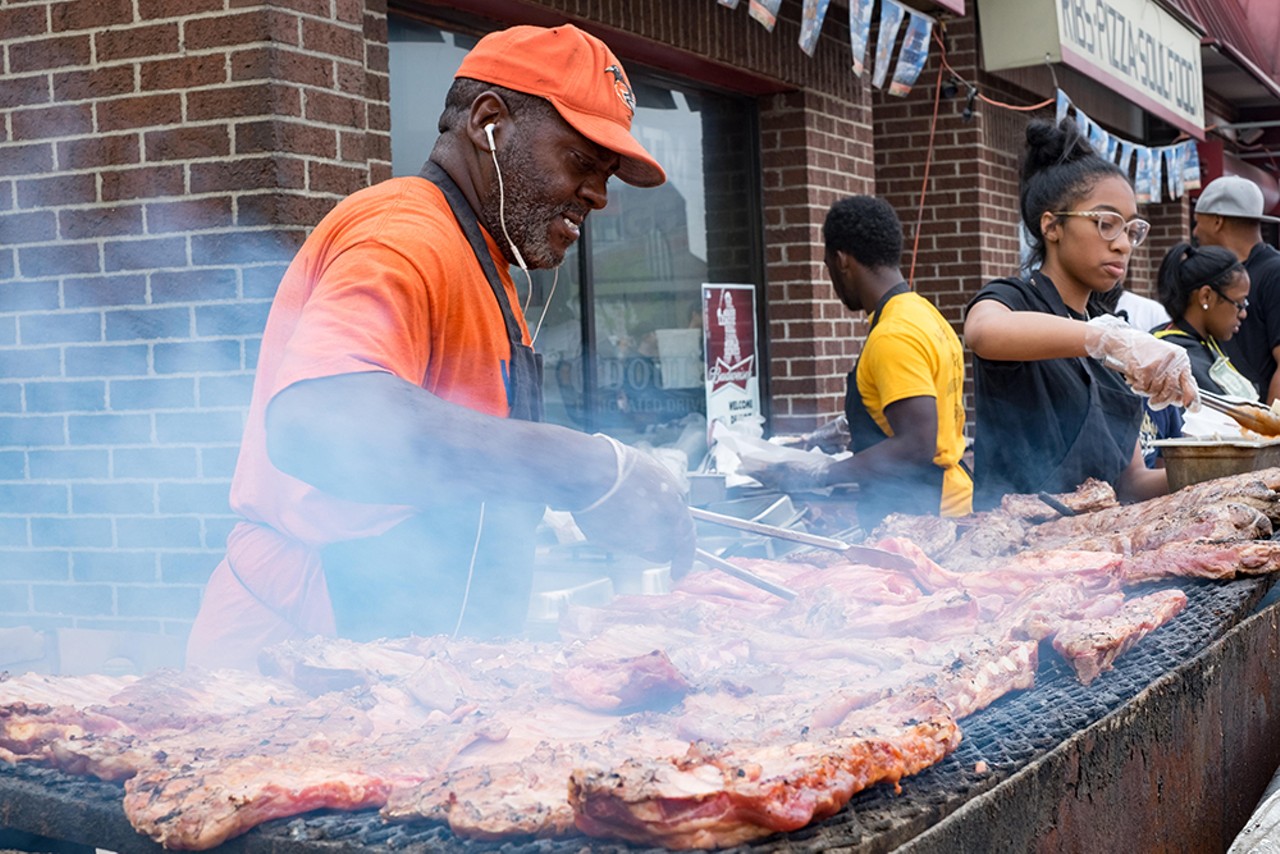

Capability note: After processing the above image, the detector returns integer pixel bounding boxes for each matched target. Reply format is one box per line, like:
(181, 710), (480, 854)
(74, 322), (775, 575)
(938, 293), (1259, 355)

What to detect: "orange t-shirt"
(188, 175), (533, 669)
(230, 176), (532, 548)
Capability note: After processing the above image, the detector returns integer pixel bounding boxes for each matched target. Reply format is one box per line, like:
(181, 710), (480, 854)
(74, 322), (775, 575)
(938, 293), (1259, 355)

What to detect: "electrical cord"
(451, 501), (485, 639)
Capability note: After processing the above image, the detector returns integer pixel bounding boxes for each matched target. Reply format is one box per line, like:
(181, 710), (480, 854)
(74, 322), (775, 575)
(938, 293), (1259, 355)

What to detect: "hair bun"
(1021, 118), (1096, 183)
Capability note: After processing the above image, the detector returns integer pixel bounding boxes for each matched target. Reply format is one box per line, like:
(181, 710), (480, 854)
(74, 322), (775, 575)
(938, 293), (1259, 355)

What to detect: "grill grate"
(0, 578), (1269, 853)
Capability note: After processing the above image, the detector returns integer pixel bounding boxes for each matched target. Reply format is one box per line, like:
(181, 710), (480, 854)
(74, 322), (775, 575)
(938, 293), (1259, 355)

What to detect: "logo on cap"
(605, 65), (636, 118)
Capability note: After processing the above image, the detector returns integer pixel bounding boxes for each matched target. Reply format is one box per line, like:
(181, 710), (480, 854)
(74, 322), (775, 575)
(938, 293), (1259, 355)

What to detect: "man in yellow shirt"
(763, 196), (972, 527)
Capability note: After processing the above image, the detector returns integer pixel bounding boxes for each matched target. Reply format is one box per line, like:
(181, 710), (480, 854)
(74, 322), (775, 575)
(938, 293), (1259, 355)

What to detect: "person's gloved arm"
(1082, 315), (1200, 411)
(802, 415), (851, 454)
(571, 435), (697, 578)
(737, 452), (836, 493)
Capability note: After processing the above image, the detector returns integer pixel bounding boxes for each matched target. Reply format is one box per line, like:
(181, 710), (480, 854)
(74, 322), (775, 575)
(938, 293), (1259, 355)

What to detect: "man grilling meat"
(186, 24), (696, 671)
(750, 196), (973, 528)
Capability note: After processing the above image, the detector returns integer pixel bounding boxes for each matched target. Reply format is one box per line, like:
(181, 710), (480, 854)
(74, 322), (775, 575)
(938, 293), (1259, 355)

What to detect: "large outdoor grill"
(3, 577), (1280, 853)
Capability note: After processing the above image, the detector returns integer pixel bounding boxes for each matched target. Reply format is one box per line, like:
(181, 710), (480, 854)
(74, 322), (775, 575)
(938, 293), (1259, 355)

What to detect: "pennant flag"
(1055, 89), (1069, 125)
(1149, 146), (1164, 204)
(749, 0), (782, 30)
(873, 0), (907, 89)
(889, 10), (933, 96)
(799, 0), (831, 56)
(848, 0), (874, 76)
(1118, 140), (1135, 176)
(1074, 108), (1093, 142)
(1182, 141), (1202, 191)
(1134, 146), (1153, 204)
(1104, 135), (1119, 163)
(1087, 121), (1110, 157)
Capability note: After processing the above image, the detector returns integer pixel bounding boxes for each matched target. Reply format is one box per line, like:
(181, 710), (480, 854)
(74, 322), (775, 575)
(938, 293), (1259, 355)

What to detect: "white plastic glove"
(802, 415), (851, 454)
(737, 449), (836, 493)
(572, 435), (696, 578)
(1083, 315), (1200, 412)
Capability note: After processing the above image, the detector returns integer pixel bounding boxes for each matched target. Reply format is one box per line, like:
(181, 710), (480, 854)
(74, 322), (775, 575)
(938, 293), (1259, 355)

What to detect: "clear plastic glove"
(1083, 315), (1201, 411)
(738, 451), (836, 493)
(802, 415), (851, 454)
(573, 435), (697, 578)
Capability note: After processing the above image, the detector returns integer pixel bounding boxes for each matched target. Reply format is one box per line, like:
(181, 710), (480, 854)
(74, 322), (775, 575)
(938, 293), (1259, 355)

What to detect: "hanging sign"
(703, 284), (761, 431)
(979, 0), (1204, 138)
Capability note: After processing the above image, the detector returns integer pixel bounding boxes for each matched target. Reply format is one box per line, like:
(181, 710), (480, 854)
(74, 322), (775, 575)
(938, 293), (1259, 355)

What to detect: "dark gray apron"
(1027, 275), (1136, 496)
(321, 162), (545, 641)
(844, 283), (945, 526)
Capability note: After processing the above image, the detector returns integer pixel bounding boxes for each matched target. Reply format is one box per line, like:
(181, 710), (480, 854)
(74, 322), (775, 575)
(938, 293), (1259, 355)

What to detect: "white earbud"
(483, 120), (527, 273)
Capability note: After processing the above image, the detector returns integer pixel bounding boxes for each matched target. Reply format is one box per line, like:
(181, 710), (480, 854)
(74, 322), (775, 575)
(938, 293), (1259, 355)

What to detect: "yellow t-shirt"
(856, 292), (972, 516)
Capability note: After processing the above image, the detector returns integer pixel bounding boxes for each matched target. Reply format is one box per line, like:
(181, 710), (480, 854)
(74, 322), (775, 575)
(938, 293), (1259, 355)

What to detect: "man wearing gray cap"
(1194, 174), (1280, 402)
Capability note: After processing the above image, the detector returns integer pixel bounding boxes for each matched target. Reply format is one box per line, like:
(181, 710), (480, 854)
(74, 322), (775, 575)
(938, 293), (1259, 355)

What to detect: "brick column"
(761, 88), (875, 435)
(0, 0), (390, 636)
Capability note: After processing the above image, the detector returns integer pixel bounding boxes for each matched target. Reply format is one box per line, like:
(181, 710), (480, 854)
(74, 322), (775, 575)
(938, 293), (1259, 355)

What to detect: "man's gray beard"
(479, 146), (566, 270)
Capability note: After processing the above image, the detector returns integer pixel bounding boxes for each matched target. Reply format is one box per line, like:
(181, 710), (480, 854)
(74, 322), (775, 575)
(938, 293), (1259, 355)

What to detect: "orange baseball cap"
(455, 24), (666, 188)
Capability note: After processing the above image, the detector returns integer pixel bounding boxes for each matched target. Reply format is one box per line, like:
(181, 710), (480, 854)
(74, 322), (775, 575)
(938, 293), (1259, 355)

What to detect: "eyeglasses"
(1213, 289), (1249, 313)
(1052, 210), (1151, 247)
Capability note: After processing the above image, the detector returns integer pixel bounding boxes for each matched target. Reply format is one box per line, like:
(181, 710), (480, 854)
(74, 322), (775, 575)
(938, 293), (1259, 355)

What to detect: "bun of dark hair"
(1021, 118), (1095, 184)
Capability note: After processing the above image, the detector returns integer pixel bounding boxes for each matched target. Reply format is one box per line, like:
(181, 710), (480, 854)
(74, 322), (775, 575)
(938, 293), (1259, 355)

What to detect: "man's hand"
(802, 415), (851, 454)
(739, 455), (835, 493)
(572, 436), (697, 578)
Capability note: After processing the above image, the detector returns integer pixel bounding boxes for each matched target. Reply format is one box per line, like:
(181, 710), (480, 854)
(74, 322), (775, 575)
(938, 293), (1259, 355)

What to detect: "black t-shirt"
(966, 273), (1143, 511)
(1222, 242), (1280, 397)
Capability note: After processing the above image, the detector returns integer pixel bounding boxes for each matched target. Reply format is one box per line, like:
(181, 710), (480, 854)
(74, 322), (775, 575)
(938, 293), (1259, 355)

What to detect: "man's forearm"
(265, 371), (614, 510)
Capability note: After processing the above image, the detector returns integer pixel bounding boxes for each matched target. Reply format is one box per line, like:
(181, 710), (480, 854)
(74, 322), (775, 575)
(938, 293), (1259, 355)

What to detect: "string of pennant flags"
(1056, 90), (1202, 204)
(715, 0), (935, 97)
(714, 1), (1204, 205)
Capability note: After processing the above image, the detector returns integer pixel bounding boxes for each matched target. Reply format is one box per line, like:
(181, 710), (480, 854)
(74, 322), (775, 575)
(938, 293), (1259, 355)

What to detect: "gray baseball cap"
(1194, 174), (1280, 223)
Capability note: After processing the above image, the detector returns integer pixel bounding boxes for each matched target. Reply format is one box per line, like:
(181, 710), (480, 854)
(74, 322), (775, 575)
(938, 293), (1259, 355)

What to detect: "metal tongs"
(689, 507), (916, 571)
(1199, 390), (1280, 437)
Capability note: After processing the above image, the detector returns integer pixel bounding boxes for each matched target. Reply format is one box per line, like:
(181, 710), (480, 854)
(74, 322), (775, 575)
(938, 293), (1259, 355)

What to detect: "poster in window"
(799, 0), (831, 57)
(749, 0), (782, 31)
(703, 284), (760, 431)
(872, 0), (907, 89)
(849, 0), (874, 76)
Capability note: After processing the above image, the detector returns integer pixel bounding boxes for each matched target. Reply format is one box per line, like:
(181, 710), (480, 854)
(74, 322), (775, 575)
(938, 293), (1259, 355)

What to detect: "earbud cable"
(490, 140), (559, 345)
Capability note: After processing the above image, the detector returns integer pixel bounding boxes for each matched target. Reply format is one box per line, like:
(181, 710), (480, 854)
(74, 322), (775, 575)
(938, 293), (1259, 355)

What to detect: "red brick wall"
(0, 0), (391, 635)
(760, 89), (875, 435)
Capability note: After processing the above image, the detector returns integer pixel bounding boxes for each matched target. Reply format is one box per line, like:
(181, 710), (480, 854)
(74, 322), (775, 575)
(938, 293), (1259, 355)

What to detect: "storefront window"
(388, 16), (763, 444)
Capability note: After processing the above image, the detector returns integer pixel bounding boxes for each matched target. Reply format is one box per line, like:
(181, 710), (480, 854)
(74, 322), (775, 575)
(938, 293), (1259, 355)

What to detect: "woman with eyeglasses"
(963, 118), (1199, 510)
(1151, 242), (1253, 400)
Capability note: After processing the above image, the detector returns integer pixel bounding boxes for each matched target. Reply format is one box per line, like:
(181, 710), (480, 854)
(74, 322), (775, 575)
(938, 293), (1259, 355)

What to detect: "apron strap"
(420, 160), (543, 422)
(846, 282), (911, 451)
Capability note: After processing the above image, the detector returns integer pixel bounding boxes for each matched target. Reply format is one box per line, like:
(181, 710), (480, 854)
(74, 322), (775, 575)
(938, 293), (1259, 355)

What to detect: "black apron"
(1025, 274), (1137, 497)
(970, 273), (1140, 509)
(843, 283), (945, 527)
(321, 162), (545, 641)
